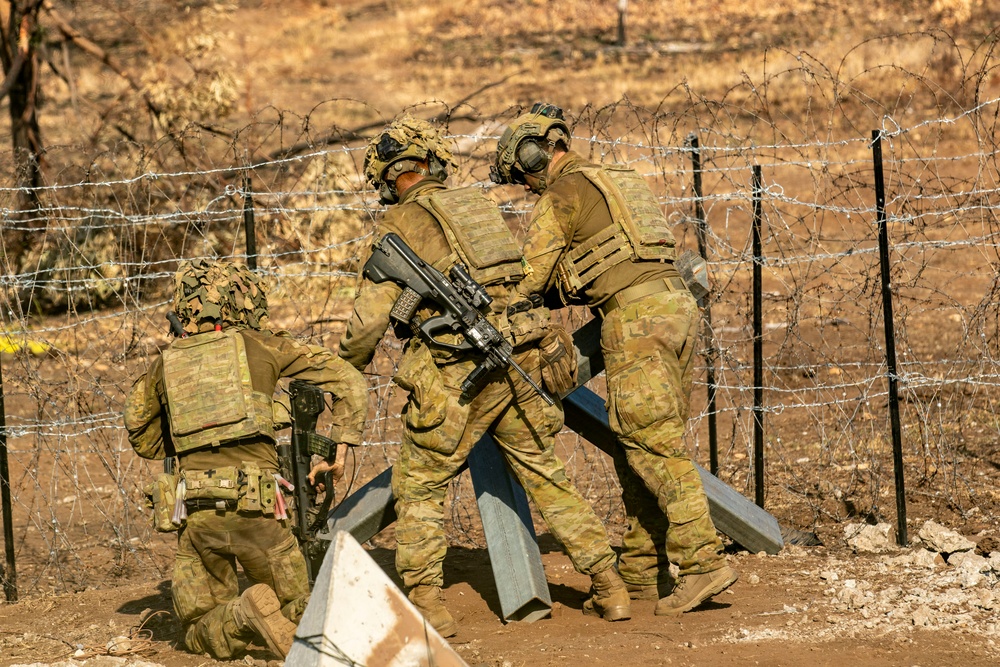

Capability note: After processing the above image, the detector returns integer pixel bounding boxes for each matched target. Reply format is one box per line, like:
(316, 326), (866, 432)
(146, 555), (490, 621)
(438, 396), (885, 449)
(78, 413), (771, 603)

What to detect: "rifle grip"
(390, 286), (422, 323)
(460, 357), (498, 396)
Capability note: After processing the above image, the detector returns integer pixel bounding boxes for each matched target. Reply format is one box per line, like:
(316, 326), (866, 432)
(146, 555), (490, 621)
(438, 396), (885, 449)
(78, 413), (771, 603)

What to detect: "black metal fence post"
(687, 134), (720, 475)
(0, 354), (18, 602)
(751, 165), (765, 508)
(871, 129), (908, 547)
(243, 173), (257, 271)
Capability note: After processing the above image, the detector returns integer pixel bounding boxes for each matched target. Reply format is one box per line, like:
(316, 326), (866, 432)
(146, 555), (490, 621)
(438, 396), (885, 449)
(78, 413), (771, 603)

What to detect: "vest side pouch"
(144, 473), (179, 533)
(259, 474), (277, 516)
(182, 467), (241, 502)
(239, 461), (263, 513)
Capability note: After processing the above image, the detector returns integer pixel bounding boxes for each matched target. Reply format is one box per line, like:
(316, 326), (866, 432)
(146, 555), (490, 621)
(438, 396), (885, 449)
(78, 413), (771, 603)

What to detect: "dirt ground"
(3, 531), (1000, 667)
(4, 1), (1000, 666)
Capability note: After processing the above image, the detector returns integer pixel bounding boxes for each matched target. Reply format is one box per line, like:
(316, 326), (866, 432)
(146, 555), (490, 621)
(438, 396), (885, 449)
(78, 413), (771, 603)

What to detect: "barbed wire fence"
(2, 47), (1000, 597)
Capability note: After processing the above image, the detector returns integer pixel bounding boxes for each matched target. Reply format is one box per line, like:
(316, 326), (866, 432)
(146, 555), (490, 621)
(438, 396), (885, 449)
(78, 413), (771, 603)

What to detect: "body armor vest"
(161, 329), (275, 453)
(556, 165), (677, 298)
(414, 186), (525, 286)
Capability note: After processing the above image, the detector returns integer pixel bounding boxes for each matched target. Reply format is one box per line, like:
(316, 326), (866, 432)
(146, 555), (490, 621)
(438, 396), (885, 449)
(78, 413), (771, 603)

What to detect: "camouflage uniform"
(125, 260), (367, 659)
(339, 179), (618, 591)
(516, 151), (728, 587)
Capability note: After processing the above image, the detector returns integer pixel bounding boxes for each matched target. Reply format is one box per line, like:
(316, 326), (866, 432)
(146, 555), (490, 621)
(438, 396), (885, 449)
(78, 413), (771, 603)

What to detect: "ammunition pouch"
(143, 472), (179, 533)
(179, 463), (277, 516)
(238, 462), (277, 515)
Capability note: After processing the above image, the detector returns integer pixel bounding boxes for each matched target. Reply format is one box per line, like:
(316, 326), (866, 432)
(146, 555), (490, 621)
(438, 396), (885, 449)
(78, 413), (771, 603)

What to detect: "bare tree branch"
(41, 0), (162, 117)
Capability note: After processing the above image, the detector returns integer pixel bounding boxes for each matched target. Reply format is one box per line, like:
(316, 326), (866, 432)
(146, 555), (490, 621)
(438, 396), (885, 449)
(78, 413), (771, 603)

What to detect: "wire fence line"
(1, 73), (1000, 596)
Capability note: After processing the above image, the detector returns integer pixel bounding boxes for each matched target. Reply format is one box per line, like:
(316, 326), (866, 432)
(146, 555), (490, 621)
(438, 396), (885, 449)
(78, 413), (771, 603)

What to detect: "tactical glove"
(539, 326), (579, 397)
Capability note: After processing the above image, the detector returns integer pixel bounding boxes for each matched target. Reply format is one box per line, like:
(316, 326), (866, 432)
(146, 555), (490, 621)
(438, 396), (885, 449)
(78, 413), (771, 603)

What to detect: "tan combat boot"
(582, 568), (632, 621)
(235, 584), (297, 658)
(408, 585), (458, 638)
(654, 565), (739, 616)
(625, 579), (674, 601)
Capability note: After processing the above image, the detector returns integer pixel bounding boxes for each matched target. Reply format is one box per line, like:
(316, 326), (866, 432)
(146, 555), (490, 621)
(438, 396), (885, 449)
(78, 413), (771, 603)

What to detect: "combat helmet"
(363, 115), (457, 205)
(491, 102), (571, 193)
(172, 258), (270, 335)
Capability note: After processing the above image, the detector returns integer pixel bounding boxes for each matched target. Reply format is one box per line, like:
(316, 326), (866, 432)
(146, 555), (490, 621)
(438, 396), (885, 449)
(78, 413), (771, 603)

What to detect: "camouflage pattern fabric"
(602, 290), (726, 577)
(363, 114), (457, 188)
(339, 179), (618, 591)
(515, 149), (727, 582)
(173, 258), (270, 335)
(174, 510), (309, 659)
(125, 260), (368, 658)
(391, 341), (617, 588)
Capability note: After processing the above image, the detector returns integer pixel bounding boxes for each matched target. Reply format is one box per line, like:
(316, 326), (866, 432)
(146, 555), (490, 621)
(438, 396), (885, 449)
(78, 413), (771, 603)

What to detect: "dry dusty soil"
(3, 526), (1000, 667)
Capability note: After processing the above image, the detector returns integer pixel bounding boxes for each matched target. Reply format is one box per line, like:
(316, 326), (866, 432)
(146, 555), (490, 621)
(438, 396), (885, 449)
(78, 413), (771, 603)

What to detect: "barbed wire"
(2, 60), (1000, 595)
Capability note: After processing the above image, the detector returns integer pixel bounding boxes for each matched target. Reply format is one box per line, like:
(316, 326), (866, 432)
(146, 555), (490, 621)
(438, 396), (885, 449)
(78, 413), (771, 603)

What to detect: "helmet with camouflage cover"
(363, 115), (457, 205)
(491, 102), (571, 194)
(172, 258), (270, 335)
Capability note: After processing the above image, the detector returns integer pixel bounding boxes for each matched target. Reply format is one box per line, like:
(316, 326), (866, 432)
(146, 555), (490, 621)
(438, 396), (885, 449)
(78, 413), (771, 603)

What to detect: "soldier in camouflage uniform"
(338, 115), (631, 637)
(124, 259), (367, 659)
(492, 103), (738, 616)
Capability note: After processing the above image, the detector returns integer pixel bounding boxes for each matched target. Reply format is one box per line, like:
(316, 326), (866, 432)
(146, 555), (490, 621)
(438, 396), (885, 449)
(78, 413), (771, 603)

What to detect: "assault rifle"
(363, 232), (554, 406)
(277, 380), (336, 585)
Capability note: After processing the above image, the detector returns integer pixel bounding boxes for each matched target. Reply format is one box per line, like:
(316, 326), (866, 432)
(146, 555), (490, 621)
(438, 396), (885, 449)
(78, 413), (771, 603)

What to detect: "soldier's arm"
(270, 335), (368, 446)
(518, 194), (571, 297)
(123, 359), (168, 459)
(337, 275), (400, 371)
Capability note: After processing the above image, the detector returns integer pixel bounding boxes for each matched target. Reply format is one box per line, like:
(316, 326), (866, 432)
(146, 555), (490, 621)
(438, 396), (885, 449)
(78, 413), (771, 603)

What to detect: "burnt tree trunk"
(0, 0), (45, 267)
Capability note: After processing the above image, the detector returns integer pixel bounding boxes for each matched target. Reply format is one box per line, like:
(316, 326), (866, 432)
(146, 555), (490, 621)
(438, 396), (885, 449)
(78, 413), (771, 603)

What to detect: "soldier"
(492, 103), (738, 616)
(338, 115), (631, 637)
(124, 259), (367, 660)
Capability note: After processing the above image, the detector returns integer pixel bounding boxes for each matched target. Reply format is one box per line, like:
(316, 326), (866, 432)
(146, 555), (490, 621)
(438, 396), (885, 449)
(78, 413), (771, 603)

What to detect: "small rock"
(844, 522), (897, 553)
(747, 573), (760, 585)
(949, 551), (989, 573)
(918, 520), (975, 555)
(106, 635), (132, 654)
(911, 604), (932, 626)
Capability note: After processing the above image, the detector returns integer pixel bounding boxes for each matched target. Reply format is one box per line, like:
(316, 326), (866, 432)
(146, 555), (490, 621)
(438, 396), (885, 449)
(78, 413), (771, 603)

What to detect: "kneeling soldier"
(125, 259), (366, 660)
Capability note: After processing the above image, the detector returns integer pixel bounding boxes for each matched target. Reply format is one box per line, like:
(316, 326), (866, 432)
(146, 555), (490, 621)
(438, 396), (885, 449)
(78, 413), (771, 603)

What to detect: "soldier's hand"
(539, 326), (579, 397)
(307, 442), (348, 488)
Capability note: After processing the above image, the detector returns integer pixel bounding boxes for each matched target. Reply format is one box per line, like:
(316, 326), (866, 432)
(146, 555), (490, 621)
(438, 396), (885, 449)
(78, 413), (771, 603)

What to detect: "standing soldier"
(124, 259), (367, 660)
(338, 115), (631, 637)
(492, 103), (738, 615)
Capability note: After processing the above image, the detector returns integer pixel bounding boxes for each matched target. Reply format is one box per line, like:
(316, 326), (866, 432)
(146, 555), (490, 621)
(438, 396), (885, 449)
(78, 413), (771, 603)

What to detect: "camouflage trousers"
(172, 509), (310, 659)
(391, 341), (617, 590)
(602, 288), (726, 581)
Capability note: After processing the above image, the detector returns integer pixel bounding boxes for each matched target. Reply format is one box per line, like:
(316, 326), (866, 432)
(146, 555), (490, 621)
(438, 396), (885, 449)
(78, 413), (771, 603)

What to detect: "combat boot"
(234, 584), (297, 658)
(408, 585), (458, 638)
(626, 579), (673, 601)
(654, 565), (739, 616)
(582, 568), (631, 621)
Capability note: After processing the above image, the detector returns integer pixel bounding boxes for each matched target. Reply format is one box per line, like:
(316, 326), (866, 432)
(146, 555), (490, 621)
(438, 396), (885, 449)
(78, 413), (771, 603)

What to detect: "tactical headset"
(491, 102), (571, 191)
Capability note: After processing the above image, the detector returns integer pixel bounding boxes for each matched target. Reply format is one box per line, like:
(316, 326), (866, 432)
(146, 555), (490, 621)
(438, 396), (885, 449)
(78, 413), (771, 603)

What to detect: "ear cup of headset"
(517, 141), (549, 174)
(427, 155), (447, 181)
